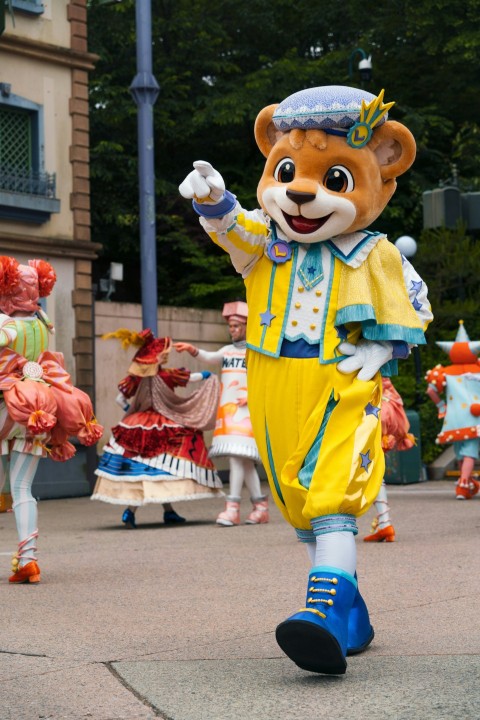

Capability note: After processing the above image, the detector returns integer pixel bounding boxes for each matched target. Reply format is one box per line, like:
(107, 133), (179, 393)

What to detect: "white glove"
(115, 392), (130, 412)
(178, 161), (225, 204)
(337, 340), (393, 381)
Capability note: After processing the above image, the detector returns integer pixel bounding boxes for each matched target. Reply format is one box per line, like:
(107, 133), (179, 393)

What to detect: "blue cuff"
(192, 189), (237, 218)
(311, 513), (358, 536)
(295, 528), (316, 543)
(391, 340), (410, 360)
(201, 371), (211, 379)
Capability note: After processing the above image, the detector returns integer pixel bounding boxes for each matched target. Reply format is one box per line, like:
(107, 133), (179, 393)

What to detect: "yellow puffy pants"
(247, 352), (384, 531)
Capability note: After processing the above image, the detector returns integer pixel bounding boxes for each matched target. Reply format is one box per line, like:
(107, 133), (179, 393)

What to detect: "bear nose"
(286, 189), (316, 206)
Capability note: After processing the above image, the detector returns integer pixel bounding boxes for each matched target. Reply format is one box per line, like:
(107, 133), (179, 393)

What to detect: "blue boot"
(163, 509), (186, 524)
(347, 582), (374, 655)
(121, 508), (136, 529)
(276, 566), (357, 674)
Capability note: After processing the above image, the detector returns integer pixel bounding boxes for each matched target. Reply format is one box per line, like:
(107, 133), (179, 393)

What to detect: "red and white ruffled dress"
(92, 368), (224, 506)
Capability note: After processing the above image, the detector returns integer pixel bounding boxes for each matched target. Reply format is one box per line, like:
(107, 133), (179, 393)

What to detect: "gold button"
(292, 320), (298, 326)
(316, 290), (322, 297)
(295, 302), (301, 309)
(310, 324), (316, 330)
(313, 307), (319, 313)
(298, 286), (304, 293)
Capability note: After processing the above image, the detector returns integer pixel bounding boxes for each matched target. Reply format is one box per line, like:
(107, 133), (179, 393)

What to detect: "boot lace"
(299, 575), (338, 619)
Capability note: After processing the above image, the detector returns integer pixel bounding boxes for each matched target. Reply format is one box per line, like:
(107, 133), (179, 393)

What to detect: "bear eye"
(324, 165), (354, 193)
(274, 158), (295, 183)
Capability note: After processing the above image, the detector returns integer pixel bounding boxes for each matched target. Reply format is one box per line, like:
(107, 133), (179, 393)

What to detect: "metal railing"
(0, 165), (57, 198)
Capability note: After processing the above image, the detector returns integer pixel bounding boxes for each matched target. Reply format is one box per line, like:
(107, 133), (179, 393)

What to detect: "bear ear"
(370, 120), (416, 181)
(254, 104), (283, 158)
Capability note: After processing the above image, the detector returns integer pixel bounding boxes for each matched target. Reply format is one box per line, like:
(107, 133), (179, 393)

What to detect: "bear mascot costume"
(180, 85), (432, 674)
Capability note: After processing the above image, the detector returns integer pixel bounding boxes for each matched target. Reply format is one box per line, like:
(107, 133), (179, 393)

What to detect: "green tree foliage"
(88, 0), (480, 459)
(88, 0), (480, 304)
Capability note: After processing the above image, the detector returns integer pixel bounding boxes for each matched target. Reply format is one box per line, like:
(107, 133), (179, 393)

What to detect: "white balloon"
(395, 235), (417, 258)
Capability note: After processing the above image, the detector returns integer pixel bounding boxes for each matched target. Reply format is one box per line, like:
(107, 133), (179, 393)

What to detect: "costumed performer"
(91, 329), (224, 526)
(179, 85), (432, 674)
(175, 300), (267, 526)
(0, 256), (103, 583)
(363, 377), (415, 542)
(426, 320), (480, 500)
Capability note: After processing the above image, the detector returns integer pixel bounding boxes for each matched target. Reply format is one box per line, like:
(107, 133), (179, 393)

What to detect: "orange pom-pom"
(29, 259), (56, 297)
(77, 420), (104, 447)
(470, 403), (480, 417)
(382, 434), (396, 451)
(396, 433), (416, 451)
(50, 440), (76, 462)
(0, 256), (20, 296)
(27, 409), (57, 435)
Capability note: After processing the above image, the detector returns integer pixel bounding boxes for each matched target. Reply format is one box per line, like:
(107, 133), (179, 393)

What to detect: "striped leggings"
(0, 452), (40, 567)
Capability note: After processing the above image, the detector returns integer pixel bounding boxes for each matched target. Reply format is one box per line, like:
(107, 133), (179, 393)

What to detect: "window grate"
(0, 107), (32, 171)
(0, 166), (56, 198)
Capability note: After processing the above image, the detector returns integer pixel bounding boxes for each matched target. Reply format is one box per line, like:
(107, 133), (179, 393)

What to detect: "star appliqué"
(365, 403), (380, 418)
(260, 309), (276, 327)
(360, 450), (372, 471)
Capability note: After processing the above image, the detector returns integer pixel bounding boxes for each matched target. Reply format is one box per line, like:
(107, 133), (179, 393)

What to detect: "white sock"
(305, 542), (316, 565)
(228, 456), (245, 498)
(314, 531), (357, 577)
(242, 459), (263, 500)
(374, 481), (391, 529)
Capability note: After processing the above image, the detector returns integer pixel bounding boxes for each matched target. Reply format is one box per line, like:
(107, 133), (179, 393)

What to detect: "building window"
(0, 92), (59, 224)
(0, 106), (34, 173)
(11, 1), (45, 15)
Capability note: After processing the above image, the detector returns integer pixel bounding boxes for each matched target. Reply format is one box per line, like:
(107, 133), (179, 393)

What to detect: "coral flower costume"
(0, 256), (103, 583)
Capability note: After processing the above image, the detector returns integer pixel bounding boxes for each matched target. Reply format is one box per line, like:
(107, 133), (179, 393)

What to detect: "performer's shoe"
(121, 508), (137, 528)
(456, 485), (471, 500)
(164, 509), (186, 524)
(363, 523), (395, 542)
(347, 582), (374, 655)
(0, 491), (12, 513)
(275, 566), (356, 674)
(245, 498), (269, 524)
(216, 501), (240, 526)
(9, 560), (41, 584)
(455, 476), (480, 500)
(470, 479), (480, 496)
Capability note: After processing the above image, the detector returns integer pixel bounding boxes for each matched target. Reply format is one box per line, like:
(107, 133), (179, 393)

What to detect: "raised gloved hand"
(179, 161), (225, 204)
(337, 340), (393, 382)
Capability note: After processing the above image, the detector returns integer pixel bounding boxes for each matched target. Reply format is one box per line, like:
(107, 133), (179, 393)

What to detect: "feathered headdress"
(103, 328), (172, 377)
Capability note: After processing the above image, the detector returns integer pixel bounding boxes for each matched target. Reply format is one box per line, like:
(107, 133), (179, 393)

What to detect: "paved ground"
(0, 479), (479, 719)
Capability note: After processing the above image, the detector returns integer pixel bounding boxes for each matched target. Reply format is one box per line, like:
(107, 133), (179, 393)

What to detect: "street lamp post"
(348, 48), (372, 85)
(129, 0), (160, 334)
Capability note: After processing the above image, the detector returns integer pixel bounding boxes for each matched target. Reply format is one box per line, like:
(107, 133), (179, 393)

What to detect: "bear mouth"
(282, 211), (333, 234)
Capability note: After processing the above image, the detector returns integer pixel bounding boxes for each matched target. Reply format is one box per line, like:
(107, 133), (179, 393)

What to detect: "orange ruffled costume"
(380, 378), (415, 452)
(0, 256), (103, 459)
(0, 255), (103, 584)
